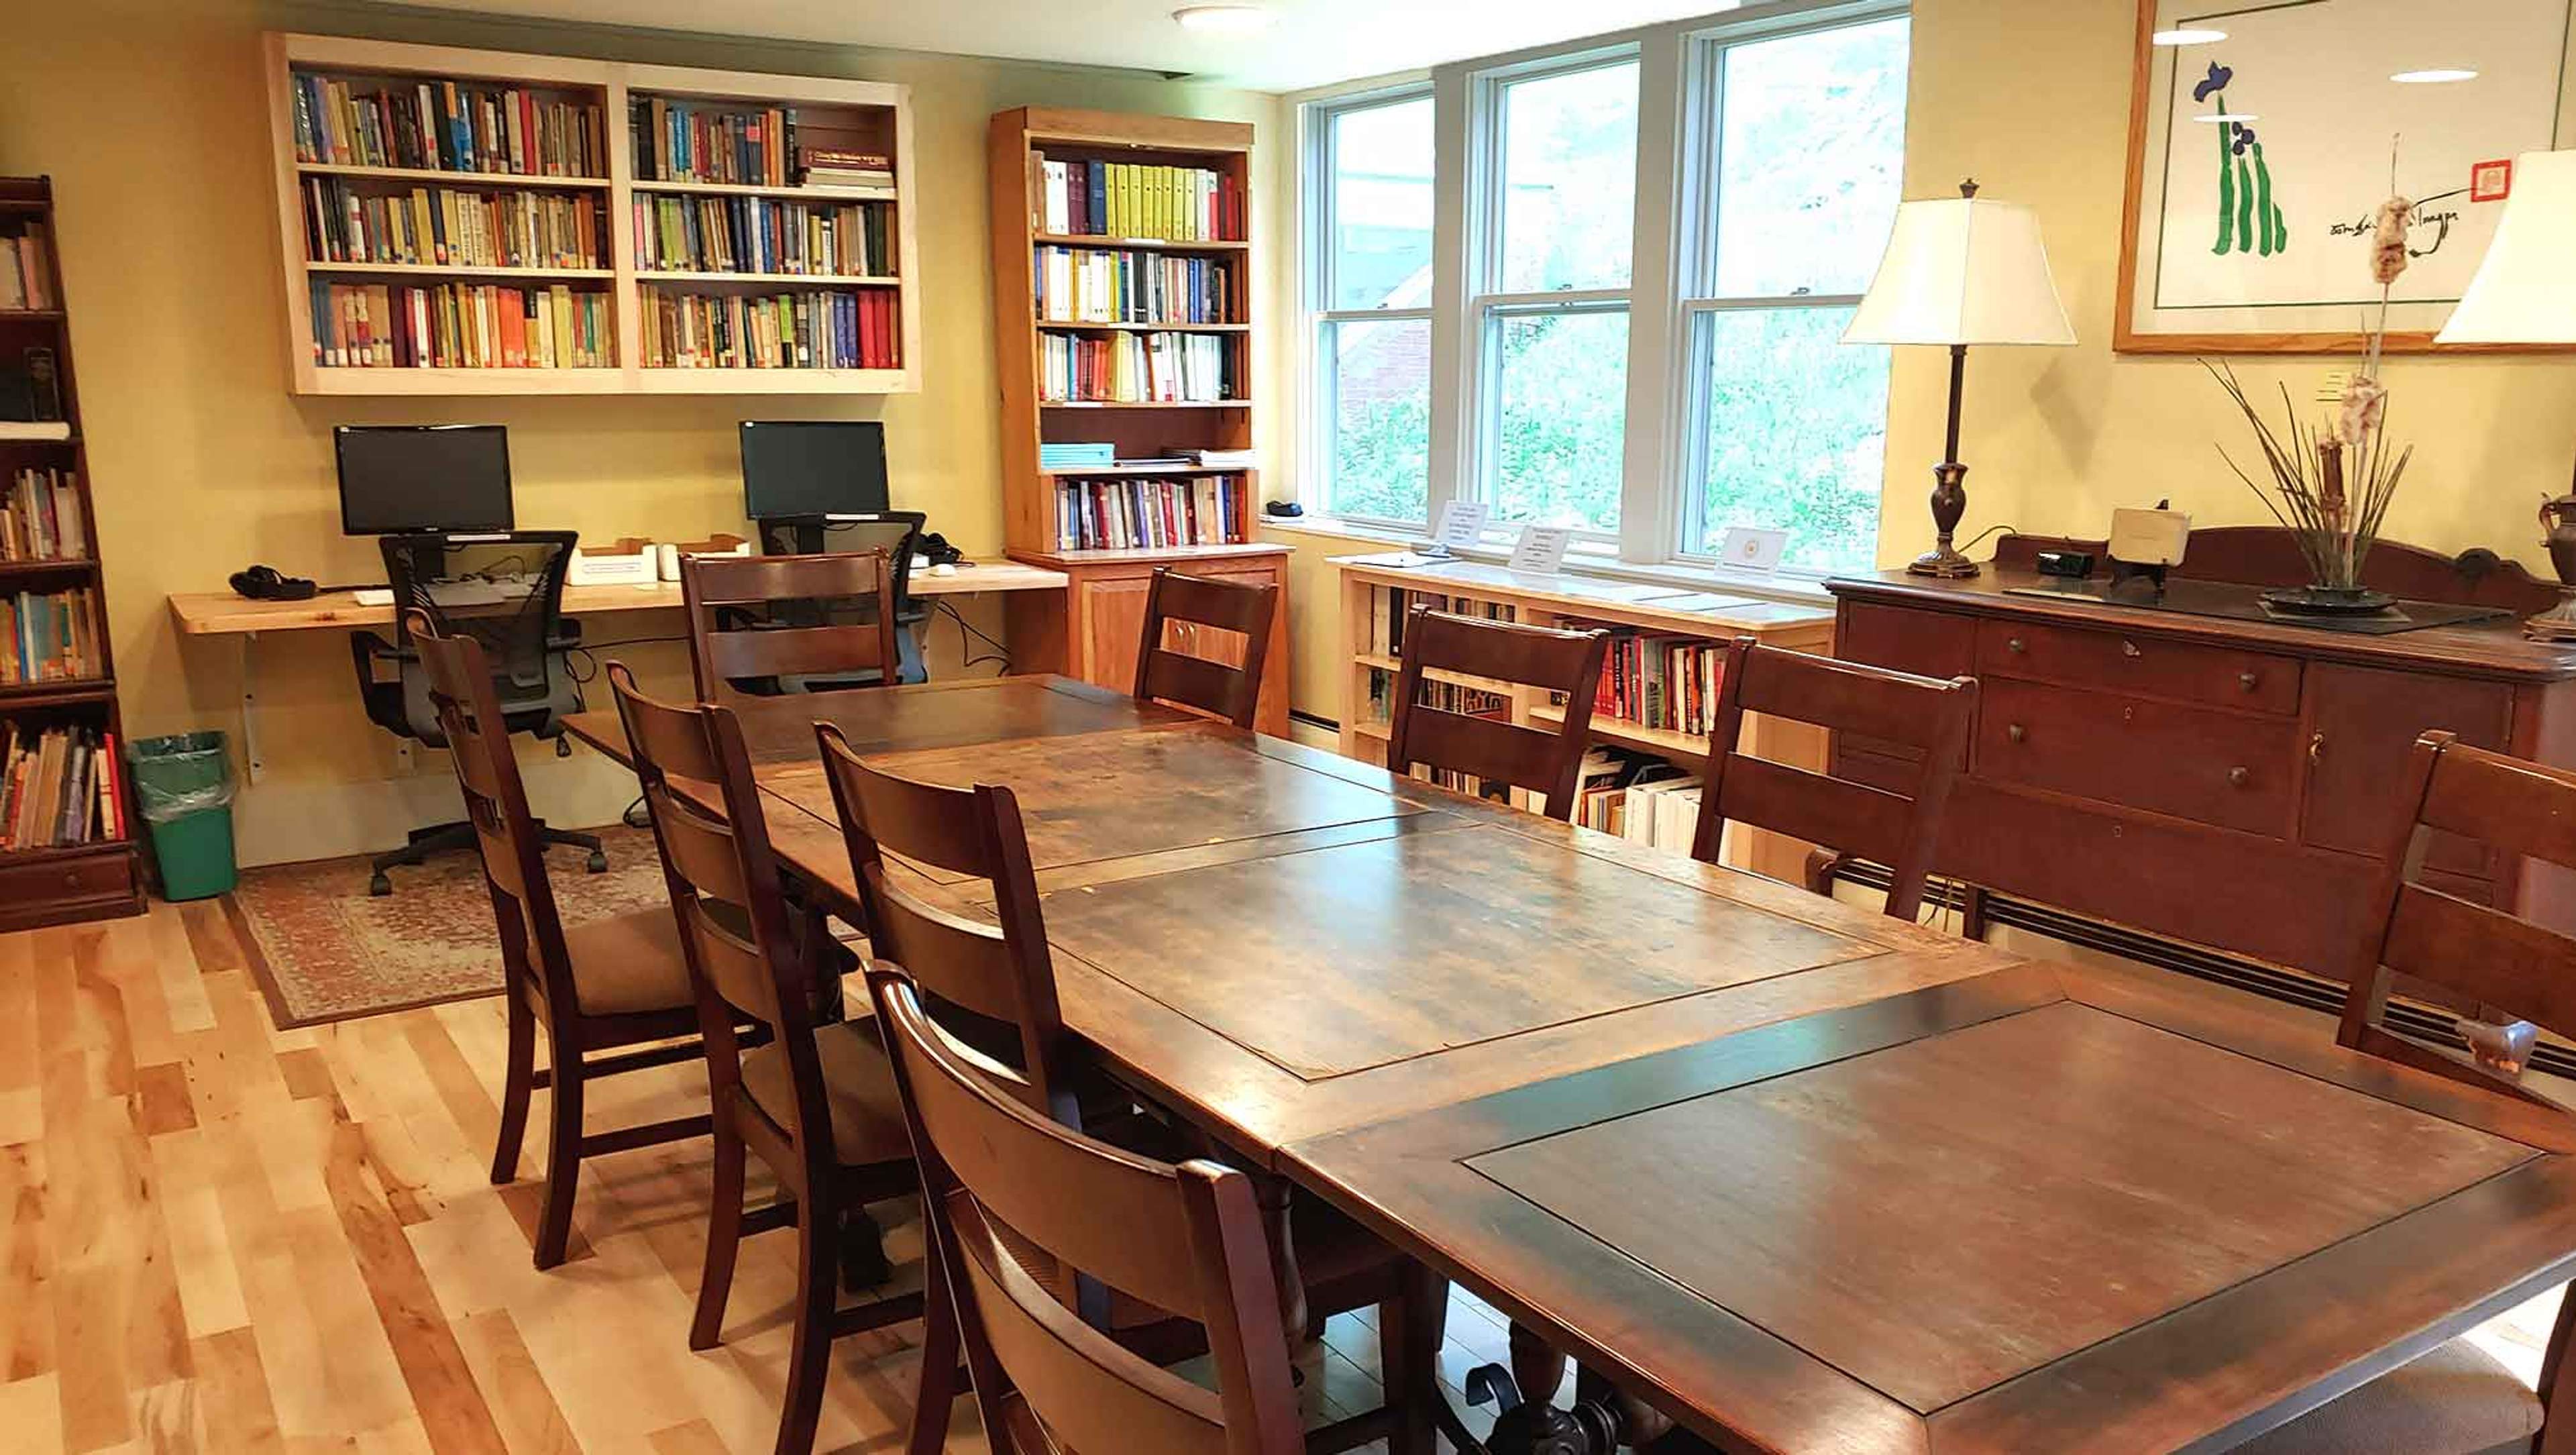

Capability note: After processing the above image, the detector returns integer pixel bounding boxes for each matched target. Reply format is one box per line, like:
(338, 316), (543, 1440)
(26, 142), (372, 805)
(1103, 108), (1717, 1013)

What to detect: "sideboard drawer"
(1977, 678), (2302, 837)
(1974, 618), (2301, 715)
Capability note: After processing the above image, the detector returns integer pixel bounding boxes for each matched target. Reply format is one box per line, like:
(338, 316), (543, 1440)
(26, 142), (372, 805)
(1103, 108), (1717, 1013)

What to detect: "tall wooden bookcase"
(987, 107), (1290, 735)
(264, 33), (922, 396)
(0, 177), (146, 931)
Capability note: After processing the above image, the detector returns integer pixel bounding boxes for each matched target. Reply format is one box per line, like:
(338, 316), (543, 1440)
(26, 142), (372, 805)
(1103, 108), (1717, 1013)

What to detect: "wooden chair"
(1688, 637), (1976, 922)
(2237, 731), (2576, 1454)
(682, 549), (902, 709)
(815, 729), (1448, 1455)
(1134, 568), (1278, 729)
(605, 662), (922, 1455)
(1386, 606), (1609, 819)
(409, 610), (709, 1269)
(867, 964), (1309, 1455)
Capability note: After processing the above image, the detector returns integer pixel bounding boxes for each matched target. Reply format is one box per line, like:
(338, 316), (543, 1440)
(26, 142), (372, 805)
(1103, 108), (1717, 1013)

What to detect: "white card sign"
(1432, 500), (1492, 551)
(1507, 525), (1574, 576)
(1716, 527), (1789, 574)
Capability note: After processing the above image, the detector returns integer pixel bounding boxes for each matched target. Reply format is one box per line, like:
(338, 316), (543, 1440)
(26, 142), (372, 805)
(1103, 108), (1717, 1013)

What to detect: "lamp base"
(1907, 460), (1980, 578)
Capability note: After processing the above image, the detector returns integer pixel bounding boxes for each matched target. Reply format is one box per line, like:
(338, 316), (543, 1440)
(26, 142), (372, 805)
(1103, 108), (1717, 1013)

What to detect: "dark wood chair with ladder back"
(2238, 731), (2576, 1455)
(605, 663), (922, 1455)
(1134, 568), (1279, 729)
(815, 725), (1449, 1455)
(870, 963), (1397, 1455)
(1387, 606), (1609, 819)
(1690, 636), (1977, 923)
(682, 549), (902, 709)
(409, 611), (711, 1270)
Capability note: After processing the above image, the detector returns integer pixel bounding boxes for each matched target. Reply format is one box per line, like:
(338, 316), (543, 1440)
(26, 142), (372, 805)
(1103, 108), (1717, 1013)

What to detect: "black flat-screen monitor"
(335, 425), (515, 535)
(741, 421), (890, 520)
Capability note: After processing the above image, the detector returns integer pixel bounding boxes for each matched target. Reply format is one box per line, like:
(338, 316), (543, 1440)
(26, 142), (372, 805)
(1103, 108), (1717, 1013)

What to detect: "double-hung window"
(1308, 87), (1436, 527)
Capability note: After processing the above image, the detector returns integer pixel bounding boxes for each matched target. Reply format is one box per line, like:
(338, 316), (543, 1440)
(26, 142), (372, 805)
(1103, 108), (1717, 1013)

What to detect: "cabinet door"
(1077, 574), (1155, 694)
(2301, 663), (2511, 876)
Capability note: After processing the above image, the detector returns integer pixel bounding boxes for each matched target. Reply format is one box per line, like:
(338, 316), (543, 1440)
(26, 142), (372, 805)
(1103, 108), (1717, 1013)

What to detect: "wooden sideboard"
(1827, 528), (2576, 979)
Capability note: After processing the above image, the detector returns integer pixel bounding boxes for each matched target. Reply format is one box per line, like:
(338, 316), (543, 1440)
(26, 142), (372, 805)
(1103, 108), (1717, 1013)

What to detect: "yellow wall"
(1886, 0), (2576, 573)
(0, 0), (1289, 865)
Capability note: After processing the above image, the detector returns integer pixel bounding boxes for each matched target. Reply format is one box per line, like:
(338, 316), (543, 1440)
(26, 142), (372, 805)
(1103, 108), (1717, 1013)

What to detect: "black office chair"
(753, 510), (930, 686)
(350, 531), (606, 896)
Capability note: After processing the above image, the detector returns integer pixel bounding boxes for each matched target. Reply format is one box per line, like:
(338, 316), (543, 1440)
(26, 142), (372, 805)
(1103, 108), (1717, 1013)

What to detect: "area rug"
(227, 824), (673, 1029)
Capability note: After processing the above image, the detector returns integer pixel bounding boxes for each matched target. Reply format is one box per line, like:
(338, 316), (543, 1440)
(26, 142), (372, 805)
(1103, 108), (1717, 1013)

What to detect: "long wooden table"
(563, 674), (2576, 1453)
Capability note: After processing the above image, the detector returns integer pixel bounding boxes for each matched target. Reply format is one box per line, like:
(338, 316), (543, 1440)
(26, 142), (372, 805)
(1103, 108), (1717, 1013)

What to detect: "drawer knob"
(2121, 639), (2142, 658)
(2006, 722), (2027, 744)
(2006, 637), (2027, 653)
(2239, 669), (2259, 690)
(2229, 766), (2250, 787)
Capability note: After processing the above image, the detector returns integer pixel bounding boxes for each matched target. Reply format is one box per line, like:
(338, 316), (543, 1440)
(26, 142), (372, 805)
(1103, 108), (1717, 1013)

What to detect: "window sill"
(1254, 513), (1841, 608)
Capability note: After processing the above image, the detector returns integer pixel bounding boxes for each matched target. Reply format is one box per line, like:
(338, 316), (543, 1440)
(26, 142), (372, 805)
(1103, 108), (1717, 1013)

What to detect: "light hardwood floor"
(0, 900), (1524, 1455)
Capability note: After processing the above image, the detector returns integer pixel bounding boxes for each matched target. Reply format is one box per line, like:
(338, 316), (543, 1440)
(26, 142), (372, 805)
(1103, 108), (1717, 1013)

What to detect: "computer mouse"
(929, 562), (957, 578)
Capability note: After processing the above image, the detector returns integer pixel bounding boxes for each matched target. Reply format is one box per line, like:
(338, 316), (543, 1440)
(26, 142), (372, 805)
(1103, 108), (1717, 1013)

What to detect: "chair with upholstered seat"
(410, 611), (710, 1269)
(606, 662), (925, 1455)
(1386, 607), (1609, 819)
(1134, 568), (1279, 729)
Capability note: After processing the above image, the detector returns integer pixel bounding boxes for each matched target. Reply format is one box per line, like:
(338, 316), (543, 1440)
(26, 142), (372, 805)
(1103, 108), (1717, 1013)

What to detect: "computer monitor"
(740, 421), (890, 521)
(335, 425), (515, 536)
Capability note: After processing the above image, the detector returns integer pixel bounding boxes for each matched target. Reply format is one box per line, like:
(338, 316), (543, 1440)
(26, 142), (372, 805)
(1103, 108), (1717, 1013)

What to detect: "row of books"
(302, 178), (605, 270)
(639, 288), (900, 370)
(1034, 246), (1235, 326)
(0, 227), (52, 311)
(307, 281), (613, 370)
(632, 195), (894, 277)
(1592, 631), (1727, 737)
(1036, 159), (1245, 243)
(1053, 475), (1245, 551)
(3, 468), (85, 562)
(631, 99), (809, 187)
(3, 588), (101, 686)
(1574, 751), (1703, 853)
(291, 73), (608, 178)
(1038, 332), (1240, 404)
(1, 724), (123, 853)
(1364, 589), (1517, 658)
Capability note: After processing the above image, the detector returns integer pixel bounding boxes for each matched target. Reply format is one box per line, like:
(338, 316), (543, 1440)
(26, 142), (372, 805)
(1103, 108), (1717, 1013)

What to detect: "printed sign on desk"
(1508, 525), (1574, 576)
(1432, 500), (1492, 551)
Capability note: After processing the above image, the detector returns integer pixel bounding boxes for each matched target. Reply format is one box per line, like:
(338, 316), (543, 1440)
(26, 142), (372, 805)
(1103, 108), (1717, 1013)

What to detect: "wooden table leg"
(1250, 1171), (1311, 1346)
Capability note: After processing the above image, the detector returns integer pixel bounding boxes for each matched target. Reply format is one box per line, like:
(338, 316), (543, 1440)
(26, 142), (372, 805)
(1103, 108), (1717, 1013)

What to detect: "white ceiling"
(374, 0), (1738, 92)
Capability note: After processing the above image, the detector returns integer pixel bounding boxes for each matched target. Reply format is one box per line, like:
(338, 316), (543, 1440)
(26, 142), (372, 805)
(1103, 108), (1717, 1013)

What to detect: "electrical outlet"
(2316, 369), (2351, 402)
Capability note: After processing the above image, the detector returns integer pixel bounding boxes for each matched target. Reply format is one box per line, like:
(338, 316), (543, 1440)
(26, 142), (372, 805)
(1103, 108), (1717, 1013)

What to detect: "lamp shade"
(2436, 150), (2576, 343)
(1843, 195), (2077, 347)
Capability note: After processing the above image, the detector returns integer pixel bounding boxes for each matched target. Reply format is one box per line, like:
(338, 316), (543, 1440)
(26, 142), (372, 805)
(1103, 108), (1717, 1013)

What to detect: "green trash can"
(129, 731), (237, 901)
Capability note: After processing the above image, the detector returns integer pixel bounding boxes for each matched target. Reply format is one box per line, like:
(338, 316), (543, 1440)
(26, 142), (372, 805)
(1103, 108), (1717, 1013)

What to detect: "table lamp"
(2435, 149), (2576, 641)
(1845, 180), (2076, 578)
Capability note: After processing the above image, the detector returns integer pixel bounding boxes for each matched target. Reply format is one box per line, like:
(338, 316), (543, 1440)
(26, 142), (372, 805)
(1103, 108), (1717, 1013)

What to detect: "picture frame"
(2115, 0), (2576, 354)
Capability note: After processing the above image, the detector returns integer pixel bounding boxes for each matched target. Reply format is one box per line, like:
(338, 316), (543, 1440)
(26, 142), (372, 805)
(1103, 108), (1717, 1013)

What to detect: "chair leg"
(906, 1245), (961, 1455)
(490, 995), (535, 1186)
(775, 1193), (843, 1455)
(533, 1050), (584, 1270)
(690, 1122), (747, 1351)
(1379, 1260), (1447, 1455)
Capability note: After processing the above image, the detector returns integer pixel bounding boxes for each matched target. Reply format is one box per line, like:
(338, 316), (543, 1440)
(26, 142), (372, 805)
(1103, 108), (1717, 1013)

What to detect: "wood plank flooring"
(0, 901), (1526, 1455)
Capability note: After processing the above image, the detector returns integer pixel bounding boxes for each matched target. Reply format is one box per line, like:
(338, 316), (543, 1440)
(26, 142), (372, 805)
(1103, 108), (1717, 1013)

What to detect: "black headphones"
(229, 564), (318, 601)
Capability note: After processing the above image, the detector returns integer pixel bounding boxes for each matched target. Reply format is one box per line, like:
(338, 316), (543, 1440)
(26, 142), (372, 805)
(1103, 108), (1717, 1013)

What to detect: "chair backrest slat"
(1134, 570), (1277, 729)
(869, 972), (1304, 1455)
(684, 549), (899, 708)
(1385, 608), (1609, 820)
(1691, 637), (1976, 923)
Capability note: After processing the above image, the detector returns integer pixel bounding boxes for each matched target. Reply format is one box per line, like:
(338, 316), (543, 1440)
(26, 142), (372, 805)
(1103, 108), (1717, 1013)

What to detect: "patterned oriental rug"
(226, 824), (671, 1028)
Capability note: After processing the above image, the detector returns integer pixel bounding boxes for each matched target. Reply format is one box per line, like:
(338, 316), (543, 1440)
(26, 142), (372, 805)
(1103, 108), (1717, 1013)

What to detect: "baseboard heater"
(1825, 861), (2576, 1082)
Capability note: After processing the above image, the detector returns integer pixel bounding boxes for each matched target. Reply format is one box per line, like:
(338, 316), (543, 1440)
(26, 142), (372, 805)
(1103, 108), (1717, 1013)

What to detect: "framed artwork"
(2116, 0), (2576, 353)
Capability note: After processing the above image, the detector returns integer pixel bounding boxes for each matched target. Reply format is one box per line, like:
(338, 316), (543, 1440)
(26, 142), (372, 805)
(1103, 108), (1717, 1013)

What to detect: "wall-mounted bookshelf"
(0, 177), (146, 932)
(262, 34), (921, 396)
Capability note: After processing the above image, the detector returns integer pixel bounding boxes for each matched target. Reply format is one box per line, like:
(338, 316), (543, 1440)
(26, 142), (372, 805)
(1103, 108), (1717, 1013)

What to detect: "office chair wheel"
(585, 849), (608, 874)
(369, 871), (392, 896)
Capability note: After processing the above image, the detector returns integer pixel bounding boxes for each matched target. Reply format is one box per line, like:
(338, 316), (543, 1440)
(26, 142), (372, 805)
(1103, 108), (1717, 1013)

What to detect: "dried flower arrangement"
(2205, 146), (2418, 614)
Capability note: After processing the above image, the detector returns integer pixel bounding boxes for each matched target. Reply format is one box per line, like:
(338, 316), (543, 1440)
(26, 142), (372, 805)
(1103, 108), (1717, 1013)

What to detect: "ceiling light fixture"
(1173, 4), (1277, 33)
(2392, 67), (2479, 83)
(2152, 26), (2229, 45)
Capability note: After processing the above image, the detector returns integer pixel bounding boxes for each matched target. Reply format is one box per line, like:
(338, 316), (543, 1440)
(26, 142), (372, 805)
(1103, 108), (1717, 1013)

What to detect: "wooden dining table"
(563, 673), (2576, 1454)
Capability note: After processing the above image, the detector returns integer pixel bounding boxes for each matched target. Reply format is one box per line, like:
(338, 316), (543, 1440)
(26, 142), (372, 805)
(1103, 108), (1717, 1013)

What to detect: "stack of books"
(631, 99), (797, 186)
(1036, 159), (1245, 242)
(3, 468), (85, 561)
(0, 226), (52, 311)
(1033, 247), (1234, 325)
(3, 586), (102, 684)
(632, 195), (892, 276)
(0, 724), (123, 851)
(639, 286), (899, 370)
(290, 74), (606, 177)
(307, 282), (612, 369)
(1591, 629), (1726, 737)
(1038, 332), (1238, 403)
(303, 178), (604, 269)
(1054, 475), (1244, 551)
(798, 148), (894, 188)
(1038, 441), (1115, 471)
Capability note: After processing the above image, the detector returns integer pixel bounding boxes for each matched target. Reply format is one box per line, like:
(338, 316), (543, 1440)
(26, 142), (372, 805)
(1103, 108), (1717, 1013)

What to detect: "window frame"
(1303, 80), (1438, 531)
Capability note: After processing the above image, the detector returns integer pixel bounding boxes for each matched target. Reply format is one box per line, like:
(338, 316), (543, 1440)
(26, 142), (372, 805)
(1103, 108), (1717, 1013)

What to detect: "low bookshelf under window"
(1333, 554), (1837, 883)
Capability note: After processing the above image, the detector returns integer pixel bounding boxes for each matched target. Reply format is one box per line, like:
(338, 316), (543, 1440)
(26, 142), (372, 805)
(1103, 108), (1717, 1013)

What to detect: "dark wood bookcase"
(0, 176), (146, 931)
